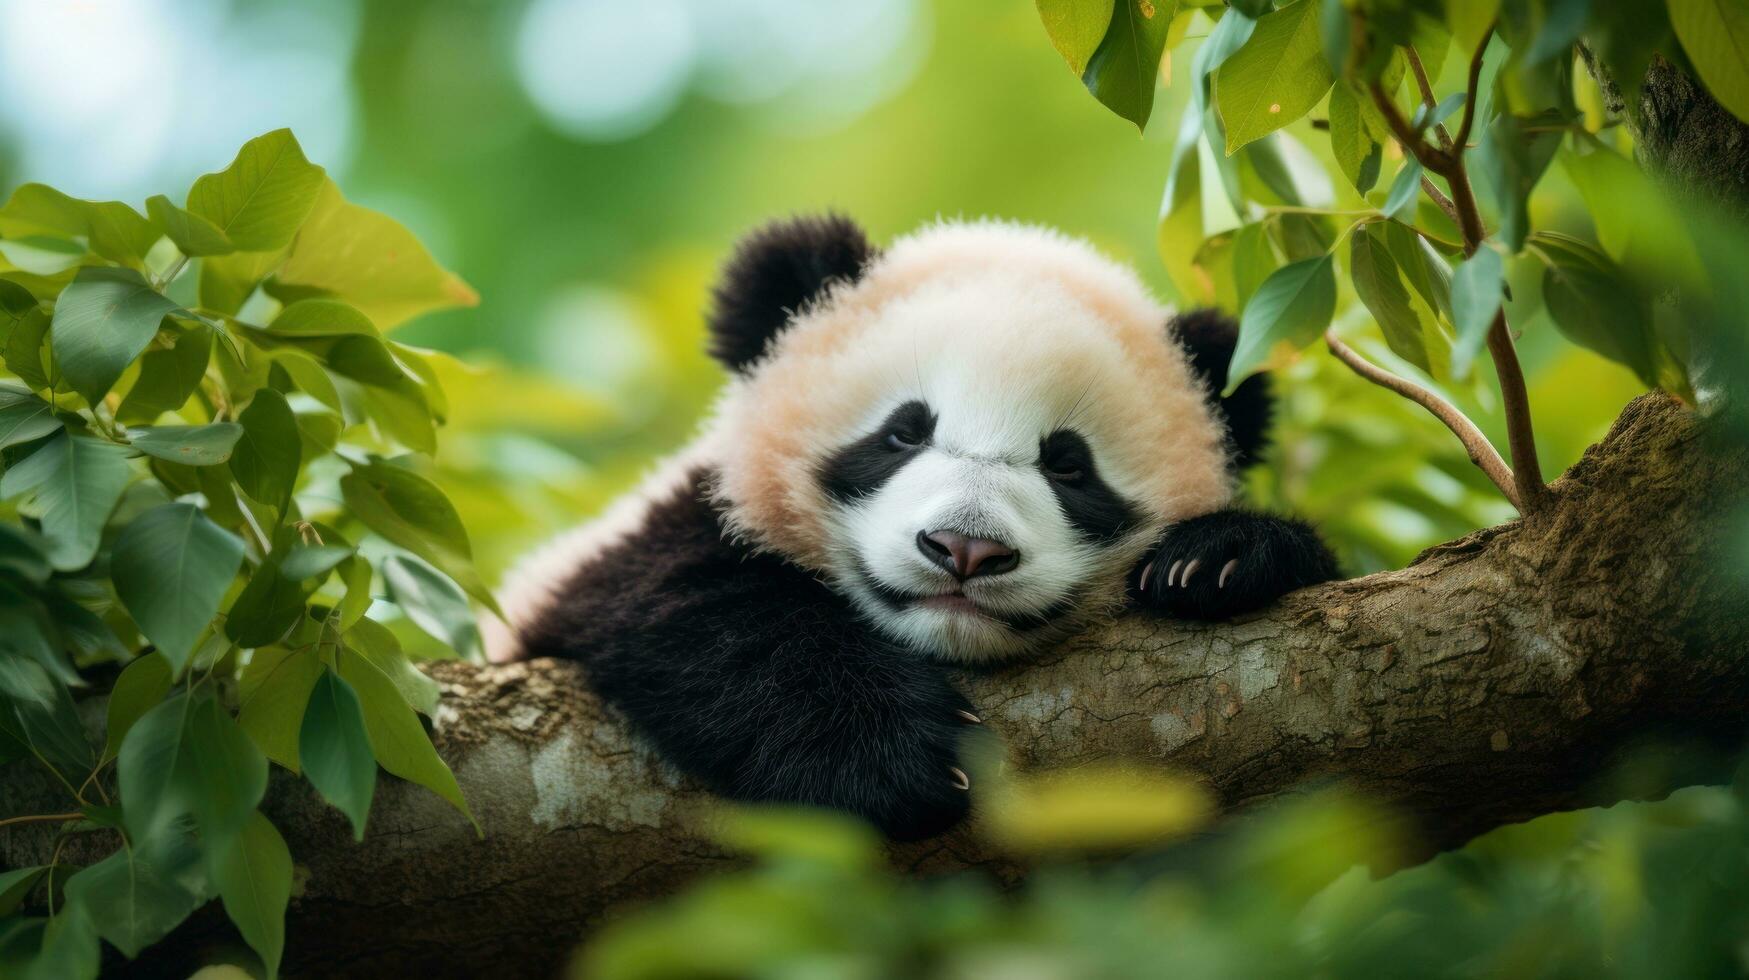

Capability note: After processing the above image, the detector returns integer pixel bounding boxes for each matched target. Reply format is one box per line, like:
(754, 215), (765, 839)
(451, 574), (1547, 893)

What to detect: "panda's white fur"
(490, 219), (1234, 664)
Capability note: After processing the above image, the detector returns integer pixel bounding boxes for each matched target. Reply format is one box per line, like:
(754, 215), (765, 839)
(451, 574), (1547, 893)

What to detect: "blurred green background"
(0, 0), (1643, 581)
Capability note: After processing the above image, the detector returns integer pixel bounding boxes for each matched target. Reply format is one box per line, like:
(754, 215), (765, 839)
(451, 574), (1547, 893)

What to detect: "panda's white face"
(819, 389), (1157, 662)
(709, 220), (1239, 663)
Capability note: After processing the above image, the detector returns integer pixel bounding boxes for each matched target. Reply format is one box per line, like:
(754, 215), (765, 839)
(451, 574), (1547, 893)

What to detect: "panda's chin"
(842, 567), (1074, 663)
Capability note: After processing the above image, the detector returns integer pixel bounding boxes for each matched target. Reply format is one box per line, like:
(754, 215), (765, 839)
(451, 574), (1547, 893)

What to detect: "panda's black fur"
(513, 215), (1338, 840)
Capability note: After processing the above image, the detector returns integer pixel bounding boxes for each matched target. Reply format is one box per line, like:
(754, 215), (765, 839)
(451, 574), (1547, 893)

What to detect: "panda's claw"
(1139, 560), (1156, 594)
(949, 766), (971, 791)
(1180, 558), (1202, 587)
(1219, 558), (1239, 589)
(1167, 559), (1186, 588)
(956, 709), (982, 725)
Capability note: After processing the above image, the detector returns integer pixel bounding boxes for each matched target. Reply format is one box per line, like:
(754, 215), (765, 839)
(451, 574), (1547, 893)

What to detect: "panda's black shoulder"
(516, 467), (854, 665)
(1169, 308), (1274, 470)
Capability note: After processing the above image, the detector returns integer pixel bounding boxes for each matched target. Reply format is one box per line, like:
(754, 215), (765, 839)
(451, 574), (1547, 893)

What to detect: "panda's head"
(704, 215), (1270, 663)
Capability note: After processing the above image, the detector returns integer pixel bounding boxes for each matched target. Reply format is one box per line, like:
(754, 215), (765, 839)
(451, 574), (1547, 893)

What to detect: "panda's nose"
(917, 530), (1019, 579)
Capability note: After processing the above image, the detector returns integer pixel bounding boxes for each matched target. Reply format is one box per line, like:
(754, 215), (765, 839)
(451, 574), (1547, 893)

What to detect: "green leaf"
(0, 383), (61, 449)
(0, 594), (80, 687)
(1216, 0), (1334, 153)
(226, 546), (322, 649)
(228, 388), (301, 514)
(2, 291), (52, 391)
(340, 460), (501, 615)
(1384, 222), (1453, 322)
(0, 432), (133, 571)
(127, 423), (243, 466)
(1349, 225), (1438, 375)
(1382, 160), (1423, 220)
(271, 179), (477, 330)
(1328, 82), (1383, 193)
(111, 503), (245, 671)
(0, 236), (85, 276)
(272, 348), (342, 413)
(145, 195), (235, 257)
(0, 522), (51, 585)
(1448, 0), (1501, 53)
(1226, 254), (1336, 394)
(1081, 0), (1179, 131)
(0, 654), (93, 778)
(338, 647), (475, 831)
(119, 692), (267, 849)
(48, 267), (185, 405)
(103, 652), (173, 763)
(345, 616), (442, 716)
(237, 645), (323, 772)
(0, 866), (47, 916)
(62, 840), (204, 959)
(1038, 0), (1115, 75)
(210, 811), (292, 979)
(1533, 232), (1674, 391)
(1522, 0), (1591, 64)
(267, 297), (379, 338)
(299, 668), (377, 840)
(187, 129), (327, 252)
(1471, 111), (1562, 252)
(1450, 246), (1505, 378)
(117, 324), (212, 423)
(0, 184), (158, 267)
(199, 247), (287, 317)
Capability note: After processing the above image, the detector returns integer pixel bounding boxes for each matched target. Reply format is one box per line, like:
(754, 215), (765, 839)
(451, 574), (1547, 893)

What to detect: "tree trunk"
(4, 393), (1745, 978)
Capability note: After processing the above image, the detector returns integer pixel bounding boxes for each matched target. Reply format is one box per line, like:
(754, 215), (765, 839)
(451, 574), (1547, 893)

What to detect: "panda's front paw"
(1135, 510), (1338, 620)
(739, 684), (981, 842)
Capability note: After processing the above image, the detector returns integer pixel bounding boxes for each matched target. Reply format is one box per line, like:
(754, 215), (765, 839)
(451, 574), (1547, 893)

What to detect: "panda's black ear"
(707, 213), (876, 373)
(1169, 308), (1274, 469)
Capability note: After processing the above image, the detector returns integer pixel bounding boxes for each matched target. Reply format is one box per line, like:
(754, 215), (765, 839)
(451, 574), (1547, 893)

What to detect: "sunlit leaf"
(1329, 82), (1383, 193)
(111, 503), (244, 672)
(1532, 231), (1679, 393)
(1217, 0), (1333, 152)
(187, 129), (327, 252)
(272, 179), (477, 330)
(1037, 0), (1115, 75)
(1349, 224), (1442, 375)
(146, 195), (235, 257)
(986, 763), (1212, 854)
(345, 616), (442, 715)
(1669, 3), (1749, 122)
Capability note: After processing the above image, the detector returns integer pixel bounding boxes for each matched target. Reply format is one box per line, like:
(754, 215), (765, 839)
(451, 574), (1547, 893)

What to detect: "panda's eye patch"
(880, 400), (935, 452)
(1038, 430), (1091, 482)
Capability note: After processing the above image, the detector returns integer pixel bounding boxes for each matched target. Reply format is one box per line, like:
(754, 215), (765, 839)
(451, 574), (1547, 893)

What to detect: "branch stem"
(1324, 329), (1520, 509)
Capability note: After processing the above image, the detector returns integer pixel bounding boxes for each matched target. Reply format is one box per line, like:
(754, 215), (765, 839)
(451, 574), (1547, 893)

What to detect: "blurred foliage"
(580, 777), (1749, 980)
(0, 130), (491, 978)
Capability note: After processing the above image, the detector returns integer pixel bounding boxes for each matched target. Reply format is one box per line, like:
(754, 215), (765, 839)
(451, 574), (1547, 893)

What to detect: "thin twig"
(1451, 23), (1495, 153)
(0, 811), (84, 830)
(1324, 330), (1521, 510)
(1405, 46), (1455, 150)
(1420, 175), (1459, 224)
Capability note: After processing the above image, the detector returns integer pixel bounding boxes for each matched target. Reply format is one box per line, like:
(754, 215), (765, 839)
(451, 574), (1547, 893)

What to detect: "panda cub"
(490, 215), (1337, 840)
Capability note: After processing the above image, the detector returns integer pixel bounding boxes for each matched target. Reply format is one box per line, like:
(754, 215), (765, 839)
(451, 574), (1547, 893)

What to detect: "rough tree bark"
(3, 392), (1745, 978)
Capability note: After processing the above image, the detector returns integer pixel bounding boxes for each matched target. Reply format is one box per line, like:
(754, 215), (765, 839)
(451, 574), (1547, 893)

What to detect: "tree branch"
(1406, 46), (1455, 151)
(4, 395), (1743, 979)
(1323, 329), (1519, 508)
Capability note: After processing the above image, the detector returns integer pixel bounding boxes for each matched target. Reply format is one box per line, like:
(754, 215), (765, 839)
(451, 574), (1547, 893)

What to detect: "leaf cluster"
(0, 130), (488, 978)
